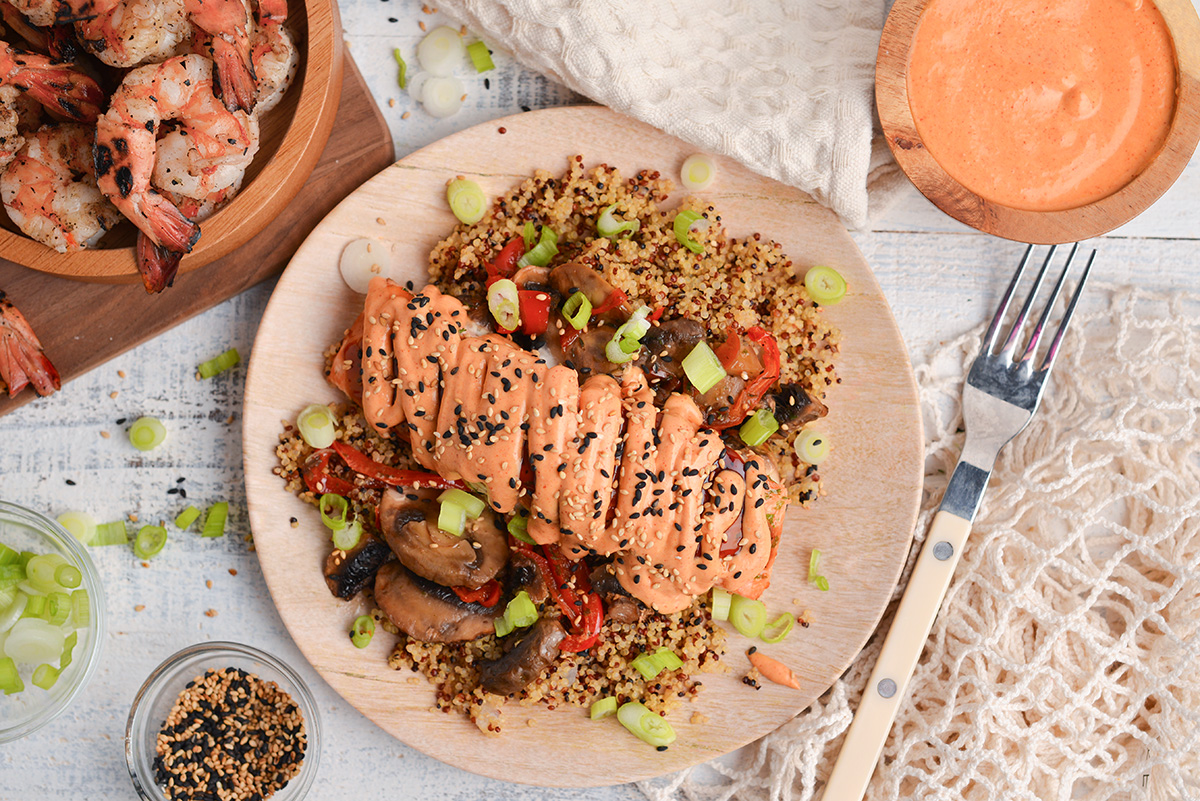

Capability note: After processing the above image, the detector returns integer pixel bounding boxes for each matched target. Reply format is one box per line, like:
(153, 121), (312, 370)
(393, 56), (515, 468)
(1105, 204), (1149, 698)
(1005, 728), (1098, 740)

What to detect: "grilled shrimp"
(1, 122), (121, 251)
(186, 0), (255, 112)
(0, 39), (103, 122)
(249, 18), (294, 114)
(0, 290), (59, 397)
(73, 0), (189, 68)
(0, 84), (36, 169)
(94, 54), (258, 292)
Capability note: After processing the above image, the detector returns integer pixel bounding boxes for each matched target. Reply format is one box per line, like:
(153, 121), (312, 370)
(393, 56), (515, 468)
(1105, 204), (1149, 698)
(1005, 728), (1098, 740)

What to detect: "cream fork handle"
(820, 510), (973, 801)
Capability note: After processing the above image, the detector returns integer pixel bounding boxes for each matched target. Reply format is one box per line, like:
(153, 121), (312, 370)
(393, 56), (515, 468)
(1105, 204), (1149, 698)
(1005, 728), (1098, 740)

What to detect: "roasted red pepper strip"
(714, 325), (742, 371)
(485, 237), (525, 286)
(559, 593), (603, 652)
(590, 287), (628, 317)
(557, 317), (582, 351)
(647, 306), (664, 323)
(518, 289), (552, 336)
(329, 441), (467, 490)
(511, 542), (604, 648)
(301, 449), (380, 496)
(452, 579), (502, 607)
(709, 327), (781, 429)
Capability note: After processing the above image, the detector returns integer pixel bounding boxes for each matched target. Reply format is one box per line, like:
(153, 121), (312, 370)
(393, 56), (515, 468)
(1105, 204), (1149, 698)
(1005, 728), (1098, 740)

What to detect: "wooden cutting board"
(0, 55), (395, 418)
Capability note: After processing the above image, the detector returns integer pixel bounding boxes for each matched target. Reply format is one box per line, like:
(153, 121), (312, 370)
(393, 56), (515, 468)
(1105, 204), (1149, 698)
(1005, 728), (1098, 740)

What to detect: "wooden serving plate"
(242, 106), (924, 786)
(0, 0), (343, 283)
(877, 0), (1200, 243)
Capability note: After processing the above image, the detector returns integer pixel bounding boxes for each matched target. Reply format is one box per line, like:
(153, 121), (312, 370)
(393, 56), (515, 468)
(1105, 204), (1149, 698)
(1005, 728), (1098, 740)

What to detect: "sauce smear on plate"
(906, 0), (1177, 211)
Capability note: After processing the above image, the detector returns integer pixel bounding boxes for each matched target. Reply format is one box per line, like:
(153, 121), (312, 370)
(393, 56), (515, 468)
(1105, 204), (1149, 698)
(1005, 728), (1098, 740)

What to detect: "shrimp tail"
(210, 35), (257, 112)
(142, 190), (201, 254)
(0, 291), (61, 397)
(0, 41), (106, 123)
(136, 232), (185, 294)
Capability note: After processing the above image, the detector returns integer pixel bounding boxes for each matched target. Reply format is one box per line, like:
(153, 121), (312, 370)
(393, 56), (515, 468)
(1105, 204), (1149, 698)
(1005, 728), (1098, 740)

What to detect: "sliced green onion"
(590, 696), (618, 719)
(517, 226), (558, 268)
(26, 555), (62, 593)
(466, 40), (494, 72)
(55, 512), (97, 545)
(438, 489), (485, 519)
(617, 701), (676, 748)
(815, 575), (830, 592)
(796, 429), (830, 465)
(331, 519), (363, 551)
(561, 292), (592, 330)
(487, 278), (521, 332)
(198, 348), (240, 379)
(808, 549), (821, 583)
(32, 663), (59, 690)
(60, 630), (78, 669)
(128, 416), (167, 451)
(53, 564), (81, 590)
(21, 594), (46, 620)
(761, 613), (795, 644)
(522, 221), (536, 251)
(70, 589), (89, 628)
(4, 618), (64, 665)
(673, 210), (706, 255)
(493, 614), (515, 638)
(174, 506), (201, 530)
(297, 404), (337, 449)
(17, 551), (33, 570)
(417, 25), (465, 76)
(729, 594), (768, 638)
(0, 656), (19, 694)
(0, 543), (16, 566)
(605, 315), (651, 364)
(0, 565), (21, 591)
(393, 47), (408, 89)
(504, 590), (538, 629)
(45, 592), (70, 626)
(350, 615), (375, 649)
(94, 520), (129, 546)
(447, 178), (487, 225)
(507, 514), (535, 545)
(0, 592), (28, 633)
(596, 204), (641, 239)
(631, 647), (684, 680)
(682, 341), (726, 394)
(680, 154), (716, 192)
(319, 493), (349, 531)
(133, 525), (168, 559)
(710, 587), (732, 621)
(739, 409), (780, 447)
(804, 265), (847, 305)
(437, 500), (467, 537)
(201, 503), (228, 538)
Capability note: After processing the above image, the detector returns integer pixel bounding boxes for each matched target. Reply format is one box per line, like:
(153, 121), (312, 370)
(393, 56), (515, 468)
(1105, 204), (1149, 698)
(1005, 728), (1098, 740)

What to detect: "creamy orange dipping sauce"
(906, 0), (1177, 211)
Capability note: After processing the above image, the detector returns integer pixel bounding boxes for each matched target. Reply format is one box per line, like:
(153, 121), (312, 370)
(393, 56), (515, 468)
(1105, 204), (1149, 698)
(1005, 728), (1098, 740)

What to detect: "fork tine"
(983, 245), (1034, 354)
(1019, 243), (1079, 366)
(999, 245), (1056, 357)
(1040, 248), (1096, 374)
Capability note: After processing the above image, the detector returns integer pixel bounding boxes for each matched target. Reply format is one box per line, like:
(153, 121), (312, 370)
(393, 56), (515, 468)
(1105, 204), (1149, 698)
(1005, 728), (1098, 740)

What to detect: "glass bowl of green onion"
(0, 500), (107, 743)
(125, 641), (322, 801)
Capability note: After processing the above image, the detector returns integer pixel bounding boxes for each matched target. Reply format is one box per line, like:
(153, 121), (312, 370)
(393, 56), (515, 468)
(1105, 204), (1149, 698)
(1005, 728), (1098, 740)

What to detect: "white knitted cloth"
(434, 0), (901, 229)
(636, 285), (1200, 800)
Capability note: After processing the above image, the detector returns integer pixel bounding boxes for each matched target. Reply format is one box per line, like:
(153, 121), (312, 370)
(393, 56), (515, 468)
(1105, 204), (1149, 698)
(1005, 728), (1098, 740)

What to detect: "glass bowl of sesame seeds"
(125, 641), (322, 801)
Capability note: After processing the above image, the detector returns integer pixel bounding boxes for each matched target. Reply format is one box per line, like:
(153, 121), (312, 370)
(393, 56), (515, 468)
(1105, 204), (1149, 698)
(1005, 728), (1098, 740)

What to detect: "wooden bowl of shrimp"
(0, 0), (342, 287)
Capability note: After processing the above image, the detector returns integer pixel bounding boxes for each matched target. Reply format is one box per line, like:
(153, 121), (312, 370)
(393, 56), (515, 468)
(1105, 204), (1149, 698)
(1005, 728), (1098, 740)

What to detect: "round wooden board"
(242, 106), (924, 787)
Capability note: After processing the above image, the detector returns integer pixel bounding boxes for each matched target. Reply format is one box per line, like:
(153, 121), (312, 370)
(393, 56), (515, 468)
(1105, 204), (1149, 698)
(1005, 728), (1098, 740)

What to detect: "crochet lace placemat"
(433, 0), (901, 229)
(639, 284), (1200, 801)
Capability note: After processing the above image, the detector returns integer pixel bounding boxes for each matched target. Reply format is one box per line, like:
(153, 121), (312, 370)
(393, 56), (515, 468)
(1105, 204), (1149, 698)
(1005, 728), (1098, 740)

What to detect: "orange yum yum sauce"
(906, 0), (1178, 211)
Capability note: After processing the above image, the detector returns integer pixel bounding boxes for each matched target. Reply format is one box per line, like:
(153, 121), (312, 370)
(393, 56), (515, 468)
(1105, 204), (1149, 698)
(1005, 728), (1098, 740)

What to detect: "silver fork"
(821, 244), (1095, 801)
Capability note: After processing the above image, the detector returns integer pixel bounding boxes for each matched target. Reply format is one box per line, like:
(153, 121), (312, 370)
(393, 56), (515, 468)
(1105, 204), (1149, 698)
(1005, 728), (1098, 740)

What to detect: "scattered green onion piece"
(0, 543), (16, 566)
(201, 503), (228, 538)
(438, 489), (485, 519)
(710, 587), (733, 619)
(487, 278), (521, 331)
(350, 615), (375, 649)
(631, 652), (663, 680)
(517, 226), (558, 268)
(174, 506), (201, 530)
(504, 591), (538, 629)
(32, 663), (59, 690)
(596, 204), (641, 239)
(493, 614), (515, 638)
(26, 555), (61, 593)
(53, 564), (81, 590)
(617, 701), (677, 748)
(56, 512), (97, 545)
(21, 594), (46, 620)
(331, 519), (363, 552)
(761, 613), (795, 644)
(804, 265), (847, 305)
(197, 348), (241, 379)
(319, 493), (350, 531)
(605, 315), (650, 364)
(739, 409), (780, 448)
(393, 47), (408, 89)
(654, 647), (683, 671)
(128, 416), (167, 452)
(681, 342), (726, 394)
(561, 292), (592, 330)
(673, 210), (706, 255)
(0, 656), (19, 693)
(44, 592), (70, 626)
(729, 594), (768, 638)
(507, 514), (535, 545)
(70, 589), (89, 628)
(815, 576), (830, 592)
(297, 404), (337, 449)
(60, 631), (78, 670)
(796, 429), (830, 465)
(466, 40), (495, 72)
(94, 520), (129, 546)
(808, 549), (821, 583)
(437, 500), (467, 537)
(522, 220), (536, 251)
(590, 696), (618, 720)
(133, 525), (168, 559)
(447, 178), (487, 225)
(680, 154), (717, 192)
(0, 592), (28, 633)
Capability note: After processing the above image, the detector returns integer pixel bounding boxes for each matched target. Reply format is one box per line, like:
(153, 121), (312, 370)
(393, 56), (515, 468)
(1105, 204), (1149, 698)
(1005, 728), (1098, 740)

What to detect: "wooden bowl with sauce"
(0, 0), (343, 284)
(877, 0), (1200, 243)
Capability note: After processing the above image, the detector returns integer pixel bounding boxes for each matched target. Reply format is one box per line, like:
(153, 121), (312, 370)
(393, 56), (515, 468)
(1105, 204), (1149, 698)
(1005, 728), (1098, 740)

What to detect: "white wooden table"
(2, 1), (1197, 797)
